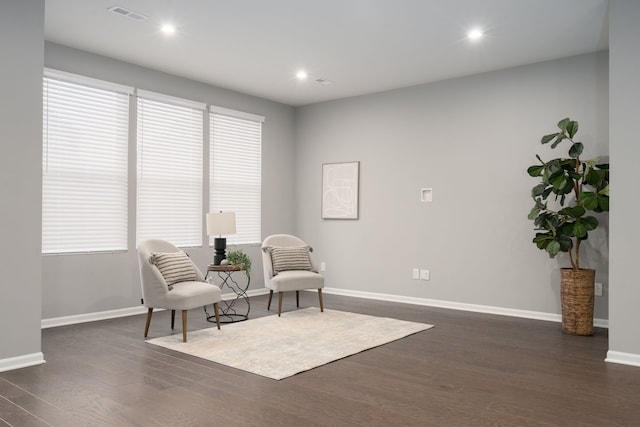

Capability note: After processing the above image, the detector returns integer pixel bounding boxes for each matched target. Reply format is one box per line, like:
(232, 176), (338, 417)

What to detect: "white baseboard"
(41, 286), (607, 332)
(0, 352), (45, 373)
(42, 288), (271, 329)
(42, 306), (150, 329)
(605, 351), (640, 367)
(237, 288), (270, 298)
(319, 287), (609, 328)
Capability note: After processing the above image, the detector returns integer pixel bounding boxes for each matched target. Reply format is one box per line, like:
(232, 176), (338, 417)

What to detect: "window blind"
(42, 70), (130, 254)
(137, 91), (204, 247)
(210, 107), (263, 245)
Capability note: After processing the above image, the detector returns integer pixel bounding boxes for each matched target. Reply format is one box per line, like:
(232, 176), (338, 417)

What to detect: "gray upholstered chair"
(137, 239), (221, 342)
(261, 234), (324, 316)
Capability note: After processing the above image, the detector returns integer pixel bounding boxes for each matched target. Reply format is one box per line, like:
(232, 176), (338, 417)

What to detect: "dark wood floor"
(2, 293), (639, 427)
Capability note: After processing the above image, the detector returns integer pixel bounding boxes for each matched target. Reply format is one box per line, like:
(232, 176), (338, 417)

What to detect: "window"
(137, 90), (205, 246)
(42, 69), (131, 254)
(210, 107), (263, 245)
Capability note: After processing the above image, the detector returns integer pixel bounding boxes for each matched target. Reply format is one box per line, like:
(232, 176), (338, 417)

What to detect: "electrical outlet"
(320, 262), (326, 272)
(420, 269), (430, 281)
(595, 282), (603, 297)
(412, 268), (420, 279)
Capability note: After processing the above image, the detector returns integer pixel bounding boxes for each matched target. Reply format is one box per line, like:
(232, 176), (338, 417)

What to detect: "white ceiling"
(44, 0), (609, 107)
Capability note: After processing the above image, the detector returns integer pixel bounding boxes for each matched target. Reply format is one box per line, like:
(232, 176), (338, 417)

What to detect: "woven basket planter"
(560, 268), (595, 336)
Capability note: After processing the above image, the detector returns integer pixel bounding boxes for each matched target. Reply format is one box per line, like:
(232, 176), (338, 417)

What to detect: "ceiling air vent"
(107, 5), (148, 21)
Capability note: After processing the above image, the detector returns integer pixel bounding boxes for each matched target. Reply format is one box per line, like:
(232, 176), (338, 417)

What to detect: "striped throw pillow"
(267, 246), (313, 275)
(150, 250), (197, 287)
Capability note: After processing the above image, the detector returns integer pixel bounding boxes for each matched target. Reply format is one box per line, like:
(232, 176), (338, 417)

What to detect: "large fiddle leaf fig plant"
(527, 118), (609, 271)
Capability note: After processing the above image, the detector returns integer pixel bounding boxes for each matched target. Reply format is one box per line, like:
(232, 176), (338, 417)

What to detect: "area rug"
(146, 307), (433, 380)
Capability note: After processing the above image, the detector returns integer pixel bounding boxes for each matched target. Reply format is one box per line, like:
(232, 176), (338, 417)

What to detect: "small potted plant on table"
(225, 249), (252, 276)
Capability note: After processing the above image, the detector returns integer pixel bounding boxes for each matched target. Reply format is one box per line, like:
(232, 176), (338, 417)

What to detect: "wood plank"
(1, 293), (639, 426)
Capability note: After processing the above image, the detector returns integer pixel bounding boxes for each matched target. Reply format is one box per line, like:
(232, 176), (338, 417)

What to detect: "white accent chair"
(261, 234), (324, 316)
(137, 239), (221, 342)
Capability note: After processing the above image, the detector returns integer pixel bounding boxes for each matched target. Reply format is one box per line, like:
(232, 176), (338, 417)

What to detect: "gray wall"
(5, 2), (637, 367)
(42, 43), (296, 319)
(295, 52), (610, 319)
(608, 0), (640, 357)
(0, 1), (44, 360)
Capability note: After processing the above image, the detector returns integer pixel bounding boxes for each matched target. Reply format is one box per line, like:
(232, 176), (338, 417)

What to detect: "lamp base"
(213, 237), (227, 265)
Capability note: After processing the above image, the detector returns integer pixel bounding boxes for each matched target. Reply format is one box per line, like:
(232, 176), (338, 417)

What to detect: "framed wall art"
(322, 161), (359, 220)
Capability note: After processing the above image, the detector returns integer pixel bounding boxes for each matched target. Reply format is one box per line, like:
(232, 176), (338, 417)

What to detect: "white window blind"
(42, 70), (131, 254)
(137, 91), (204, 246)
(210, 107), (263, 245)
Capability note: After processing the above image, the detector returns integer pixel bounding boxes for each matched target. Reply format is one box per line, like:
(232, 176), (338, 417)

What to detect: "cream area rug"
(146, 307), (434, 380)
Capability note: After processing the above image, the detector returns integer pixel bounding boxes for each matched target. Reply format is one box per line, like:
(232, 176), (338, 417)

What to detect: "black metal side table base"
(204, 265), (250, 324)
(205, 310), (248, 324)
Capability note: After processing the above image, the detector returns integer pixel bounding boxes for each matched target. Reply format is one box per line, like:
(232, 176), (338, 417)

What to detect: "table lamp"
(206, 211), (236, 265)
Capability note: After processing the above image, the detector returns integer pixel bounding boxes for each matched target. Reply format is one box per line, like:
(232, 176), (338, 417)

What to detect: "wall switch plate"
(320, 262), (326, 272)
(420, 269), (430, 281)
(412, 268), (420, 279)
(421, 188), (433, 202)
(595, 282), (603, 296)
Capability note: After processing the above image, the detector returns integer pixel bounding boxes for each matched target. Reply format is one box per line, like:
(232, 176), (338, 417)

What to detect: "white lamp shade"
(206, 212), (236, 236)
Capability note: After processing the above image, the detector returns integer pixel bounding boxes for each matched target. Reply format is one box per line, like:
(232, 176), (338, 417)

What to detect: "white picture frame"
(322, 161), (360, 220)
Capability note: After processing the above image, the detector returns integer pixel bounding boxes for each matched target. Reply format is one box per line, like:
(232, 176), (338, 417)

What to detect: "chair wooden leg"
(267, 290), (273, 310)
(182, 310), (188, 342)
(318, 288), (324, 312)
(213, 303), (221, 330)
(144, 308), (153, 337)
(296, 290), (299, 307)
(278, 292), (283, 317)
(171, 310), (176, 329)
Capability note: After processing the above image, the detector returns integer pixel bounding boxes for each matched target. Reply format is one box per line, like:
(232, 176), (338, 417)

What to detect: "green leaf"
(560, 179), (574, 195)
(585, 158), (600, 170)
(567, 171), (581, 181)
(559, 222), (575, 237)
(541, 133), (558, 144)
(579, 192), (598, 210)
(572, 221), (587, 238)
(528, 206), (541, 221)
(551, 173), (567, 190)
(560, 206), (586, 218)
(547, 240), (561, 256)
(566, 120), (579, 138)
(533, 233), (552, 249)
(531, 184), (547, 197)
(527, 165), (544, 177)
(568, 142), (584, 158)
(582, 216), (599, 231)
(558, 235), (573, 252)
(598, 195), (609, 211)
(550, 135), (564, 149)
(557, 118), (570, 132)
(584, 169), (602, 186)
(534, 211), (552, 228)
(598, 184), (609, 196)
(544, 214), (561, 230)
(547, 159), (562, 174)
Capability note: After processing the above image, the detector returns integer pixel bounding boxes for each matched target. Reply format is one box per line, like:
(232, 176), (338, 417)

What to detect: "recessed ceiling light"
(161, 24), (176, 35)
(467, 28), (483, 41)
(296, 70), (308, 80)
